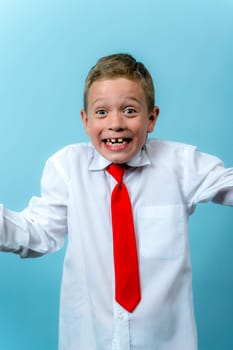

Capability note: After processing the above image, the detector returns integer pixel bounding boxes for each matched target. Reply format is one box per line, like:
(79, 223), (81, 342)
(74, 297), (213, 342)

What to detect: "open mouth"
(103, 138), (132, 145)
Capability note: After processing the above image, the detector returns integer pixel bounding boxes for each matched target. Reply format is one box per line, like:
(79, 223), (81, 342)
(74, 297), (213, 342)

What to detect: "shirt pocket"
(136, 205), (185, 259)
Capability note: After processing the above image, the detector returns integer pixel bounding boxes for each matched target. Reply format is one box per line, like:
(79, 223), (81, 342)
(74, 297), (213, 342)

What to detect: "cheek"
(88, 122), (102, 139)
(134, 123), (150, 138)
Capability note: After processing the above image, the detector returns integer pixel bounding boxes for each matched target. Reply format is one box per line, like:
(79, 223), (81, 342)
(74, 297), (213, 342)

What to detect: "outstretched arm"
(0, 158), (68, 258)
(182, 146), (233, 212)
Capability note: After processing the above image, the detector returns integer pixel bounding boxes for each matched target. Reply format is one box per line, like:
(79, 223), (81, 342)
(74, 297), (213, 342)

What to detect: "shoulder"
(145, 138), (196, 161)
(43, 142), (96, 180)
(145, 138), (225, 175)
(48, 142), (95, 163)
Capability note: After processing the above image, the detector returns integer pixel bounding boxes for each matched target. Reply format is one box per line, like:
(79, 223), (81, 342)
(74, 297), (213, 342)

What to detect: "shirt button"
(118, 313), (125, 320)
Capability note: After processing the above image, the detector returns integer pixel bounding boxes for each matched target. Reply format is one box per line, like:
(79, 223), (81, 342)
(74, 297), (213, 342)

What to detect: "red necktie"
(107, 163), (141, 312)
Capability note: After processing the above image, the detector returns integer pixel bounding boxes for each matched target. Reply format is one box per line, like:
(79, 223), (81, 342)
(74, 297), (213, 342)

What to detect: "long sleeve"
(0, 157), (68, 258)
(182, 146), (233, 212)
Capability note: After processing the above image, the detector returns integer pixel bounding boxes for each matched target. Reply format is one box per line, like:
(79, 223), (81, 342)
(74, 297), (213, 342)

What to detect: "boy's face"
(81, 78), (159, 164)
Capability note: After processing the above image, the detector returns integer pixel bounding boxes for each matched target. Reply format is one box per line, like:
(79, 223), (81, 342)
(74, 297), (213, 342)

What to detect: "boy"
(0, 53), (233, 350)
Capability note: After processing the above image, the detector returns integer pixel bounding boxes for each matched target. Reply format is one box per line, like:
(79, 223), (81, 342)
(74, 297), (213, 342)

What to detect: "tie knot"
(107, 163), (126, 183)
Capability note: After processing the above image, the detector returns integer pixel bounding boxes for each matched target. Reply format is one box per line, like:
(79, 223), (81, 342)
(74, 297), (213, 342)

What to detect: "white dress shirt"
(0, 138), (233, 350)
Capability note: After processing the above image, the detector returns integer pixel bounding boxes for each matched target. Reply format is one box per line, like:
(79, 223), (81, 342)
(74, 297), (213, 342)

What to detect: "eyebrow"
(91, 96), (141, 106)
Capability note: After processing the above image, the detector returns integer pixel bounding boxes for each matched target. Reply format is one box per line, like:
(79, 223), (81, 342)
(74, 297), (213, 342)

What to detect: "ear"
(147, 106), (160, 133)
(80, 109), (90, 135)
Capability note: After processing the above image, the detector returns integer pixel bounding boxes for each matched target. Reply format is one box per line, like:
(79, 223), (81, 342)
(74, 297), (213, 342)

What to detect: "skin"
(81, 77), (159, 164)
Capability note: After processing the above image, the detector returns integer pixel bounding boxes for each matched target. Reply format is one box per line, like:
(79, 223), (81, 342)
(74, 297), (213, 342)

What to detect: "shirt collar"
(88, 144), (151, 171)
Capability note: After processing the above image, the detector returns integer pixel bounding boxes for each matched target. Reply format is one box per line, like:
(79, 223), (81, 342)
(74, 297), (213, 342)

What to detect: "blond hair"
(83, 53), (155, 112)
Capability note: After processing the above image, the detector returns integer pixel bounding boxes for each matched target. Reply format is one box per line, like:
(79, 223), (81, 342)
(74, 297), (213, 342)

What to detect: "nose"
(108, 112), (125, 131)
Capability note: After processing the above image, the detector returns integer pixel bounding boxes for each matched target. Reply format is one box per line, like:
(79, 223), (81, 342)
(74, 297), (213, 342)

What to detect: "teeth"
(107, 138), (125, 144)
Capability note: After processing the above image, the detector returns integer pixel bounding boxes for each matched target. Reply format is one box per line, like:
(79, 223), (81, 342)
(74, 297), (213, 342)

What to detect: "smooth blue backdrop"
(0, 0), (232, 349)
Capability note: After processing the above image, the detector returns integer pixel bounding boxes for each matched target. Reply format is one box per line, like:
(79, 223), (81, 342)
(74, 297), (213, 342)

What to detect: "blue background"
(0, 0), (232, 349)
